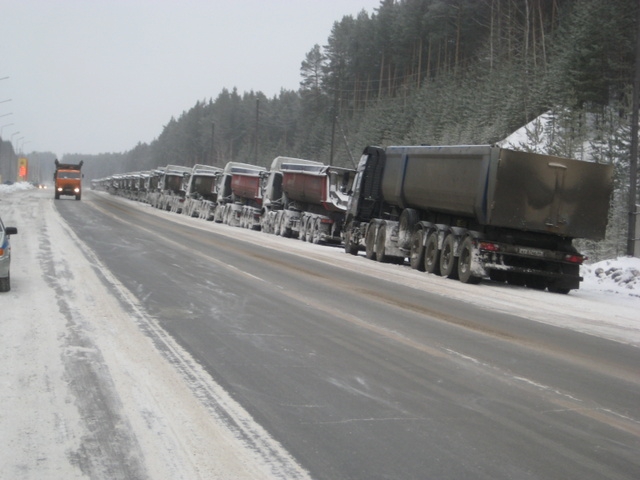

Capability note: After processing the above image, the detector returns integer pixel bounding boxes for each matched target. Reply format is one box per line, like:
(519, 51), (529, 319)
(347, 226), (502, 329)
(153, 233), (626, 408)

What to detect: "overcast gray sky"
(0, 0), (381, 156)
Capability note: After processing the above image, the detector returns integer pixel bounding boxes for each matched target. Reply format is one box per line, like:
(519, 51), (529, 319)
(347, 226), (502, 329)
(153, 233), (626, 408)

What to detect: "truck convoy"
(54, 159), (83, 200)
(261, 156), (355, 243)
(92, 144), (613, 293)
(343, 145), (613, 293)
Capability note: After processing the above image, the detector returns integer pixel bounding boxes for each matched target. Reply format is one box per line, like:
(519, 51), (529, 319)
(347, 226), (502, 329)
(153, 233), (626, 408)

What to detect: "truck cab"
(54, 160), (84, 200)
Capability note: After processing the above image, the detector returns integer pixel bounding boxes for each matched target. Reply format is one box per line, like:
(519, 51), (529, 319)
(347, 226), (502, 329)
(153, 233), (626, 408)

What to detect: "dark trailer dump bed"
(382, 145), (613, 240)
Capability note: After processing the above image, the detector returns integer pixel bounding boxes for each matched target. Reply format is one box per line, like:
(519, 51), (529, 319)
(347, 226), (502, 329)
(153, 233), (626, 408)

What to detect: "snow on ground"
(1, 183), (639, 478)
(0, 183), (311, 479)
(582, 257), (640, 295)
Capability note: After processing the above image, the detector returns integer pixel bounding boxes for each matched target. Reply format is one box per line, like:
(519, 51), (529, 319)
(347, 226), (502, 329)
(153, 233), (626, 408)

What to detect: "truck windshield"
(58, 172), (81, 179)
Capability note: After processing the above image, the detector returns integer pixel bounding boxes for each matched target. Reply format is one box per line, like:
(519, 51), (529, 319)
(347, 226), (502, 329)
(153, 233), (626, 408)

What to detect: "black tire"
(299, 216), (307, 240)
(280, 214), (291, 238)
(424, 231), (441, 275)
(76, 194), (81, 201)
(344, 225), (359, 255)
(54, 193), (60, 200)
(312, 218), (322, 244)
(273, 212), (282, 235)
(365, 224), (377, 260)
(306, 217), (314, 243)
(440, 233), (459, 279)
(458, 237), (482, 284)
(260, 214), (270, 233)
(0, 273), (10, 292)
(375, 224), (388, 263)
(409, 230), (425, 271)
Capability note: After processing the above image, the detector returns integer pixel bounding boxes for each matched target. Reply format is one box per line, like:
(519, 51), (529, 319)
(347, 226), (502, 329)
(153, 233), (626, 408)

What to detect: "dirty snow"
(1, 182), (639, 478)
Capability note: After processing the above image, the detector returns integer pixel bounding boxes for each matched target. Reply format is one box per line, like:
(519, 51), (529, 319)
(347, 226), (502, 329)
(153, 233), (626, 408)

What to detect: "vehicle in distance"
(54, 159), (84, 200)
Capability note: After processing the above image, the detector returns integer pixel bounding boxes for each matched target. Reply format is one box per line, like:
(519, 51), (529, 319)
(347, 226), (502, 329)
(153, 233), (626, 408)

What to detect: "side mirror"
(5, 227), (17, 235)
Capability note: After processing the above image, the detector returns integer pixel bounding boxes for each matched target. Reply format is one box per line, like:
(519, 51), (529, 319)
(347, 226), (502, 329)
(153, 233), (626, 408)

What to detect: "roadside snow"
(581, 257), (640, 295)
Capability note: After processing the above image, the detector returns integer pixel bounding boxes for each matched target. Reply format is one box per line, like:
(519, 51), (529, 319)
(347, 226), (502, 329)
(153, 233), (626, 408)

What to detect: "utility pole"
(627, 1), (640, 256)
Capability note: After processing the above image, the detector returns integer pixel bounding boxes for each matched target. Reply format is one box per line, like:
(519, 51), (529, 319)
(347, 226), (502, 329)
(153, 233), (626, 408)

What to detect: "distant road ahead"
(55, 191), (640, 480)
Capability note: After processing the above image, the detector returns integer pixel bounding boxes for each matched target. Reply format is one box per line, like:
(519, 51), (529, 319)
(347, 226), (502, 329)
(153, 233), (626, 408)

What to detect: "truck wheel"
(299, 216), (308, 241)
(344, 227), (359, 256)
(458, 237), (481, 284)
(424, 231), (441, 275)
(365, 224), (377, 260)
(280, 214), (291, 238)
(260, 214), (269, 233)
(375, 225), (388, 263)
(273, 212), (282, 235)
(409, 230), (426, 271)
(76, 194), (81, 201)
(312, 218), (323, 244)
(440, 233), (459, 279)
(305, 216), (314, 243)
(55, 193), (60, 200)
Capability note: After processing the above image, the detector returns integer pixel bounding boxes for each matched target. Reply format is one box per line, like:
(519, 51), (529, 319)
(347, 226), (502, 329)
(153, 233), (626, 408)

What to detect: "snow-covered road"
(0, 185), (311, 479)
(1, 184), (639, 478)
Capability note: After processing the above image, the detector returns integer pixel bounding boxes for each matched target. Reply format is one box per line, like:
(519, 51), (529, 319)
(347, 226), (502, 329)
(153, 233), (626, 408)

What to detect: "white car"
(0, 216), (18, 292)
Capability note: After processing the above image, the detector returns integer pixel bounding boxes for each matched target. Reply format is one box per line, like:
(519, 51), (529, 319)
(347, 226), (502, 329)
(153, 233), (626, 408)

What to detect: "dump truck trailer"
(213, 162), (266, 226)
(262, 156), (355, 243)
(343, 145), (613, 293)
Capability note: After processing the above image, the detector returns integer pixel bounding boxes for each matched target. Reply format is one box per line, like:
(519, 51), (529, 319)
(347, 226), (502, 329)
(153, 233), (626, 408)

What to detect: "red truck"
(54, 159), (83, 200)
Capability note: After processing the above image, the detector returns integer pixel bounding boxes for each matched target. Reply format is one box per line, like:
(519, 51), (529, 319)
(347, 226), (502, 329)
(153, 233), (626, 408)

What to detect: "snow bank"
(581, 257), (640, 297)
(0, 181), (34, 194)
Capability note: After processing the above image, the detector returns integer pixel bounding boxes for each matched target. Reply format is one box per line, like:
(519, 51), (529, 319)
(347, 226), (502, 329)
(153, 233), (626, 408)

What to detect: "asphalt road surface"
(54, 191), (640, 480)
